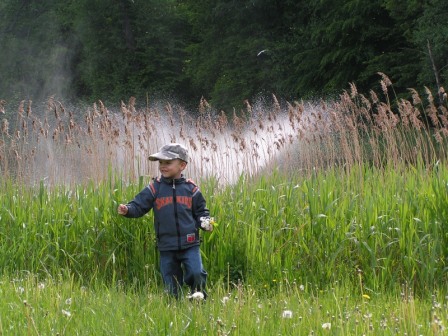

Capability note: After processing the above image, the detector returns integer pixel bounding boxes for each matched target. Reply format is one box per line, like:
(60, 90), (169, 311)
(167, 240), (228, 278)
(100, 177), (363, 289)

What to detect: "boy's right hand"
(117, 204), (129, 215)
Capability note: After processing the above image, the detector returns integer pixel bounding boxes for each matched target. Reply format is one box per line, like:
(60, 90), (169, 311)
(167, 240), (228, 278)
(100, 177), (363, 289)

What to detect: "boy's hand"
(117, 204), (129, 215)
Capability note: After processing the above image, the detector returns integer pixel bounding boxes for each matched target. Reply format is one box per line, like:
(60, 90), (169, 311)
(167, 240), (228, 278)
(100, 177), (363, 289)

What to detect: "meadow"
(0, 75), (447, 335)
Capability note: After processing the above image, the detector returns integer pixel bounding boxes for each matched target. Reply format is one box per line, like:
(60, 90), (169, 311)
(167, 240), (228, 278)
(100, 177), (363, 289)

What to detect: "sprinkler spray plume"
(1, 82), (447, 186)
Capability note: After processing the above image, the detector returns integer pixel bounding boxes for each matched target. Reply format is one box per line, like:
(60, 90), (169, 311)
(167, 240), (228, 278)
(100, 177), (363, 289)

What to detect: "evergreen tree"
(70, 0), (191, 104)
(378, 0), (426, 92)
(184, 0), (288, 111)
(286, 0), (402, 97)
(413, 0), (448, 95)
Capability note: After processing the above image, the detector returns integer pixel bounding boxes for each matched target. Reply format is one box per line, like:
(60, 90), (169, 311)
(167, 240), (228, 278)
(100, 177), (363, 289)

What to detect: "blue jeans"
(159, 245), (208, 299)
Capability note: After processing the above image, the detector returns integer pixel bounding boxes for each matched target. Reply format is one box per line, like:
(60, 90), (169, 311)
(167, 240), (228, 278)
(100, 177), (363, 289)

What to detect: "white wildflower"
(37, 282), (45, 290)
(65, 298), (72, 305)
(221, 296), (230, 304)
(299, 284), (305, 291)
(282, 310), (293, 318)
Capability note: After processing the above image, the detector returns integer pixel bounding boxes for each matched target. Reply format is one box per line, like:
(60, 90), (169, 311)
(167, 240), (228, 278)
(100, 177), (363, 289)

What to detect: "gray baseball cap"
(148, 143), (189, 162)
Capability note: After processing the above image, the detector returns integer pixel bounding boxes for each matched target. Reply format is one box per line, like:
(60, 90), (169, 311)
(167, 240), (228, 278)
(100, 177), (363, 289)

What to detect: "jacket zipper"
(172, 179), (181, 250)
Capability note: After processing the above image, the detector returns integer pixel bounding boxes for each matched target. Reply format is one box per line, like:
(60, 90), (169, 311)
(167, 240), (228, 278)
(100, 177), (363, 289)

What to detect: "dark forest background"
(0, 0), (447, 113)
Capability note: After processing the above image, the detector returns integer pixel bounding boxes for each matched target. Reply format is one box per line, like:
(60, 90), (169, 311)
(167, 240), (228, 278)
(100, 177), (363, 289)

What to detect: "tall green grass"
(1, 161), (446, 295)
(202, 162), (448, 294)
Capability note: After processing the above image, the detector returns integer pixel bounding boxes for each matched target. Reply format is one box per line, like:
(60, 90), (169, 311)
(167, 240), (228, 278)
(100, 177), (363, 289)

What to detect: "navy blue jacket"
(124, 175), (210, 251)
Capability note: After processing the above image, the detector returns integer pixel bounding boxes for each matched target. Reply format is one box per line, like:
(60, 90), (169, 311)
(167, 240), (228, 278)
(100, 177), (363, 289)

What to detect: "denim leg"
(180, 245), (208, 297)
(159, 250), (184, 298)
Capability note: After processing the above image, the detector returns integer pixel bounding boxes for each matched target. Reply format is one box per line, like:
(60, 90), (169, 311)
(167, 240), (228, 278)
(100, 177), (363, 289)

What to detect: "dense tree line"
(0, 0), (446, 112)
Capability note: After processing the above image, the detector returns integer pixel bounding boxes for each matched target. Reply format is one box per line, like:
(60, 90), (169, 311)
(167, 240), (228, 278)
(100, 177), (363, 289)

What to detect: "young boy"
(117, 143), (213, 299)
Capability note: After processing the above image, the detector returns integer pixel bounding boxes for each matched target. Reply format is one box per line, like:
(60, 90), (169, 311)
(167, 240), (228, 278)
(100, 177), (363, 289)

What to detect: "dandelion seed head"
(188, 292), (204, 301)
(322, 322), (331, 329)
(62, 309), (71, 317)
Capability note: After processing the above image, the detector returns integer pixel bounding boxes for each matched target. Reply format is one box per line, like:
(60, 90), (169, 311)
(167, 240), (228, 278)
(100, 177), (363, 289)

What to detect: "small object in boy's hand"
(200, 217), (216, 231)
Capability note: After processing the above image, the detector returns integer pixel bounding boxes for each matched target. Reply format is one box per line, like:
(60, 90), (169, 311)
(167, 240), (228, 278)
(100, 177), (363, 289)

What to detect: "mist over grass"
(0, 27), (77, 105)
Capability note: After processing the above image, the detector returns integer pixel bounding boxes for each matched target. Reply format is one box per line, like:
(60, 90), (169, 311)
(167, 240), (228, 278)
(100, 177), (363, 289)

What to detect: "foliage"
(69, 0), (192, 102)
(285, 0), (390, 95)
(0, 0), (447, 112)
(413, 0), (448, 94)
(183, 0), (283, 110)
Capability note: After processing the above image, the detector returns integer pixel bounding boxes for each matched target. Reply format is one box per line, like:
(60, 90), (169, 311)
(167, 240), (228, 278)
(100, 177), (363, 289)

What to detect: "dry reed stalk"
(2, 119), (10, 136)
(0, 100), (6, 114)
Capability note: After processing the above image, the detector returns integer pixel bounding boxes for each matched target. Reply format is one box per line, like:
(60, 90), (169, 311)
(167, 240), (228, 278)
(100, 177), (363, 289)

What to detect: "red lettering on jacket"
(155, 196), (173, 210)
(155, 196), (192, 210)
(177, 196), (192, 208)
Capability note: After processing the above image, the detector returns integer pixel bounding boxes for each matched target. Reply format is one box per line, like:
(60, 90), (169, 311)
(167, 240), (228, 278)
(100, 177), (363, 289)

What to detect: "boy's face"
(158, 159), (187, 179)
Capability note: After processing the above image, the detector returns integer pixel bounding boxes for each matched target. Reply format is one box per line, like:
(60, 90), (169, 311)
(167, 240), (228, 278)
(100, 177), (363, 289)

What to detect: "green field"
(1, 84), (447, 334)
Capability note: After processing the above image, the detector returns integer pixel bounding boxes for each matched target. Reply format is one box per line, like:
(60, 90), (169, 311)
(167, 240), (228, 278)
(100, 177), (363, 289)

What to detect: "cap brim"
(148, 152), (177, 161)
